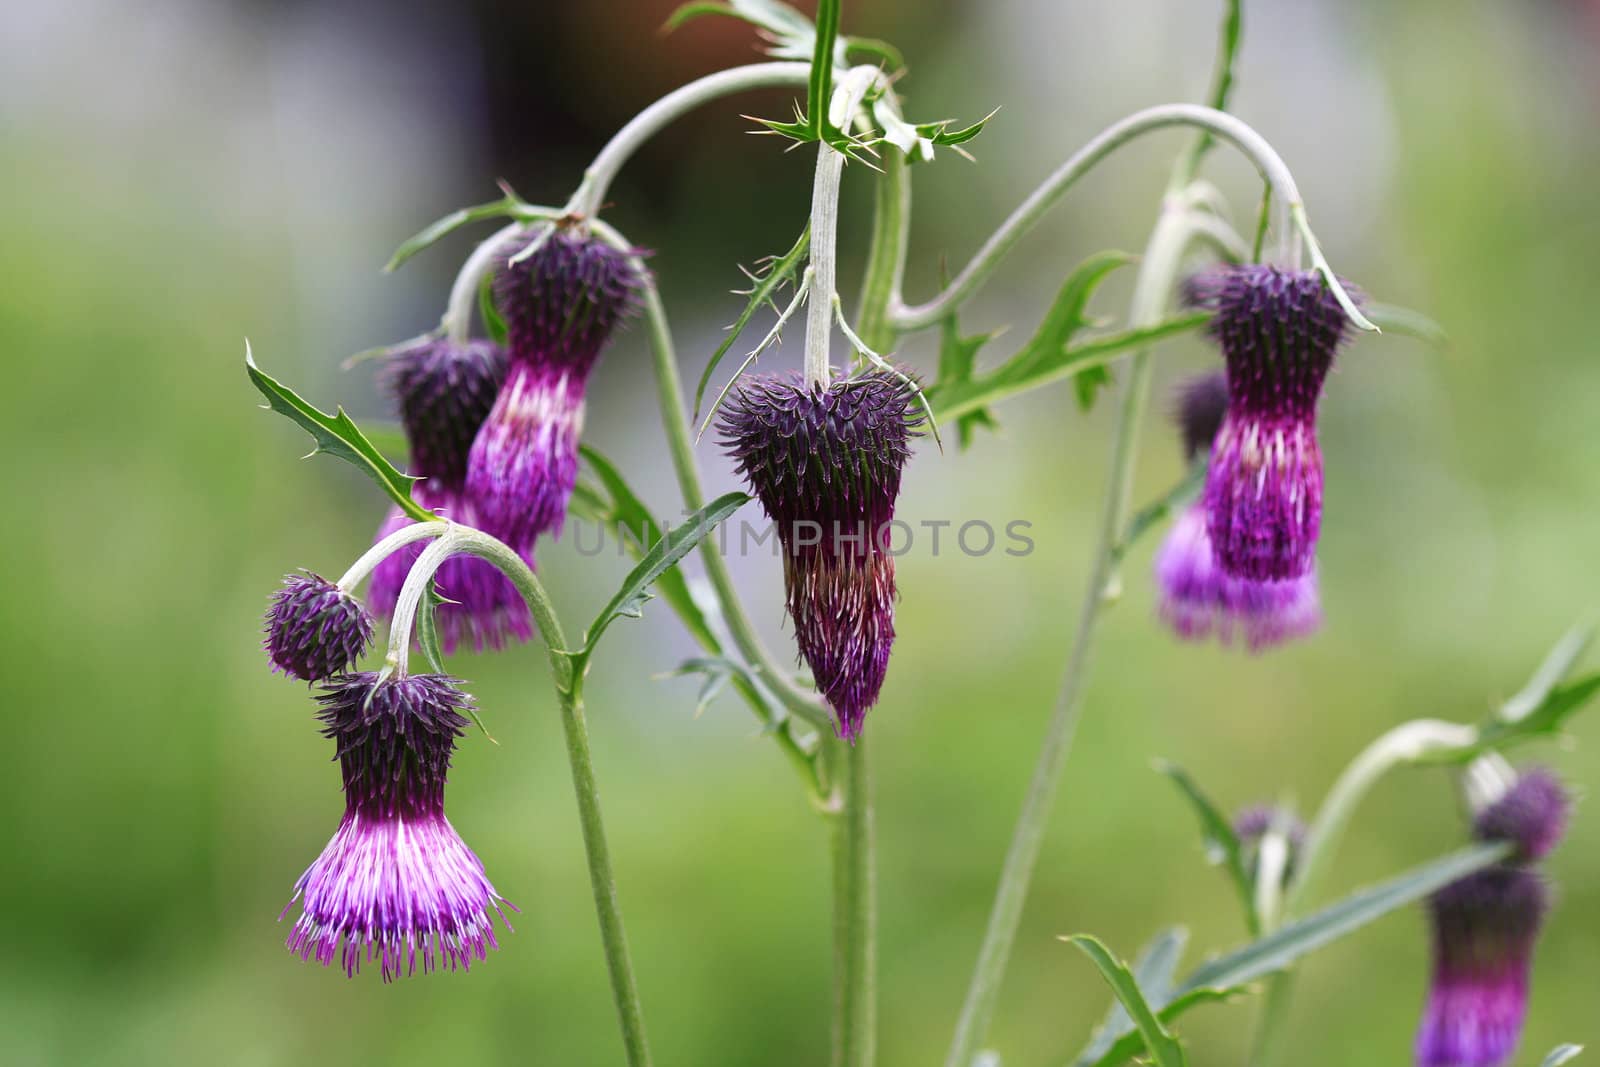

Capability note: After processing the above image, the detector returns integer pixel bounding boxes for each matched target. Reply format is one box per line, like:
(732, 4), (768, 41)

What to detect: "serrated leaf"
(1063, 936), (1187, 1067)
(661, 656), (761, 719)
(245, 344), (432, 523)
(1010, 252), (1133, 376)
(385, 196), (525, 273)
(694, 226), (810, 419)
(1178, 842), (1512, 994)
(578, 446), (718, 652)
(575, 492), (749, 661)
(936, 308), (1001, 449)
(919, 107), (999, 149)
(1073, 365), (1113, 412)
(1464, 672), (1600, 760)
(1078, 986), (1247, 1067)
(479, 271), (508, 346)
(1156, 760), (1258, 936)
(1079, 928), (1188, 1066)
(1542, 1045), (1584, 1067)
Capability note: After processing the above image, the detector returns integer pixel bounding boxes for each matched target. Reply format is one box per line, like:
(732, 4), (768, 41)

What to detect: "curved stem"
(943, 200), (1209, 1067)
(335, 519), (448, 592)
(805, 144), (847, 386)
(830, 739), (876, 1067)
(892, 104), (1329, 332)
(443, 220), (527, 344)
(438, 530), (651, 1066)
(572, 62), (811, 219)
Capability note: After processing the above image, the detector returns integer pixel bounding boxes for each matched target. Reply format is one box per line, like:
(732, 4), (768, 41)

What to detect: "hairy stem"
(854, 149), (909, 354)
(891, 103), (1336, 332)
(943, 199), (1207, 1067)
(805, 144), (848, 386)
(830, 739), (877, 1067)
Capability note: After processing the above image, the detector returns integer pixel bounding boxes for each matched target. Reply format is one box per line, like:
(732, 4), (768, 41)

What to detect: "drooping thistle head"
(264, 572), (374, 681)
(1183, 266), (1358, 581)
(465, 227), (646, 549)
(1415, 768), (1570, 1067)
(719, 370), (922, 742)
(383, 337), (507, 491)
(284, 672), (511, 980)
(1153, 372), (1320, 651)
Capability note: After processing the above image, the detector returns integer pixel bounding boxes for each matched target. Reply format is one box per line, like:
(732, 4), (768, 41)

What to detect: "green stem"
(942, 199), (1206, 1067)
(855, 149), (909, 354)
(444, 531), (649, 1067)
(830, 739), (877, 1067)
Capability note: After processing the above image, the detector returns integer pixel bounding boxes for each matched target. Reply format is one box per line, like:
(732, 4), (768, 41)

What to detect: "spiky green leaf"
(695, 226), (811, 419)
(1063, 936), (1187, 1067)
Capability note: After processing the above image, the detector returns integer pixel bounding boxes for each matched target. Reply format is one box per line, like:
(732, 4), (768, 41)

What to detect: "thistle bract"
(284, 672), (511, 980)
(264, 572), (374, 681)
(384, 338), (507, 491)
(1185, 266), (1355, 581)
(367, 486), (534, 655)
(1415, 770), (1569, 1067)
(719, 370), (921, 742)
(464, 228), (645, 548)
(1154, 503), (1321, 651)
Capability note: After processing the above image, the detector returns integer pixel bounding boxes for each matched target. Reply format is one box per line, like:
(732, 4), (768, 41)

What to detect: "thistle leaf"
(1062, 936), (1188, 1067)
(1155, 760), (1258, 936)
(694, 226), (811, 419)
(244, 343), (432, 523)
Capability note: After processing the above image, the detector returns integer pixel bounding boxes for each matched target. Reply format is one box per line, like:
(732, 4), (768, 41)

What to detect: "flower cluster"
(720, 370), (923, 742)
(1416, 768), (1569, 1067)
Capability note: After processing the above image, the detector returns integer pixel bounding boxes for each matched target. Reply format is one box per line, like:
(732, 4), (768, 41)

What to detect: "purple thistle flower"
(284, 672), (512, 980)
(1154, 503), (1322, 651)
(1154, 373), (1319, 651)
(367, 484), (534, 655)
(1184, 265), (1357, 581)
(1415, 770), (1570, 1067)
(264, 572), (374, 681)
(384, 337), (507, 491)
(464, 228), (645, 548)
(719, 370), (922, 742)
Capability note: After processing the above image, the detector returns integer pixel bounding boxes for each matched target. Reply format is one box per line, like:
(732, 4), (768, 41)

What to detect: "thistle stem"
(805, 143), (848, 386)
(889, 103), (1367, 332)
(830, 739), (877, 1067)
(449, 529), (651, 1067)
(442, 220), (525, 344)
(942, 198), (1210, 1067)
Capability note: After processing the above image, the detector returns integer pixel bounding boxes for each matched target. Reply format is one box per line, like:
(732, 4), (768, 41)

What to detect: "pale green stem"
(890, 103), (1369, 332)
(334, 519), (449, 592)
(572, 62), (811, 219)
(830, 739), (877, 1067)
(943, 198), (1212, 1067)
(805, 143), (848, 386)
(855, 149), (909, 354)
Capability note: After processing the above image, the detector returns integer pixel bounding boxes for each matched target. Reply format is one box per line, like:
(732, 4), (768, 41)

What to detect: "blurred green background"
(4, 0), (1598, 1063)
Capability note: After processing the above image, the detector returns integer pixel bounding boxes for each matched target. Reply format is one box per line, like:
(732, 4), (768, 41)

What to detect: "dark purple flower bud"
(264, 572), (374, 681)
(1173, 371), (1230, 460)
(1184, 265), (1357, 580)
(366, 485), (534, 655)
(283, 672), (512, 980)
(383, 338), (507, 491)
(464, 229), (645, 547)
(1416, 867), (1547, 1067)
(1472, 768), (1569, 863)
(1154, 504), (1321, 651)
(1233, 803), (1308, 885)
(719, 370), (922, 742)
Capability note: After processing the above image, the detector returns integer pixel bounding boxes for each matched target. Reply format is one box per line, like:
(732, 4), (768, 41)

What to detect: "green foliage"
(1155, 760), (1258, 936)
(573, 446), (719, 653)
(573, 491), (749, 664)
(1079, 987), (1245, 1067)
(926, 252), (1211, 423)
(694, 226), (811, 420)
(660, 657), (762, 719)
(1063, 936), (1188, 1067)
(244, 344), (432, 522)
(936, 309), (1002, 448)
(384, 194), (549, 273)
(1078, 928), (1187, 1066)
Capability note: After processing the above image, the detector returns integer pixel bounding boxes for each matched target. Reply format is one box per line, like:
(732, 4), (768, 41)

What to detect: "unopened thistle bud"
(1183, 266), (1357, 581)
(719, 370), (922, 742)
(465, 228), (645, 549)
(1232, 804), (1307, 886)
(384, 338), (507, 491)
(264, 572), (374, 681)
(367, 486), (534, 654)
(1154, 373), (1321, 651)
(1415, 769), (1570, 1067)
(284, 672), (512, 980)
